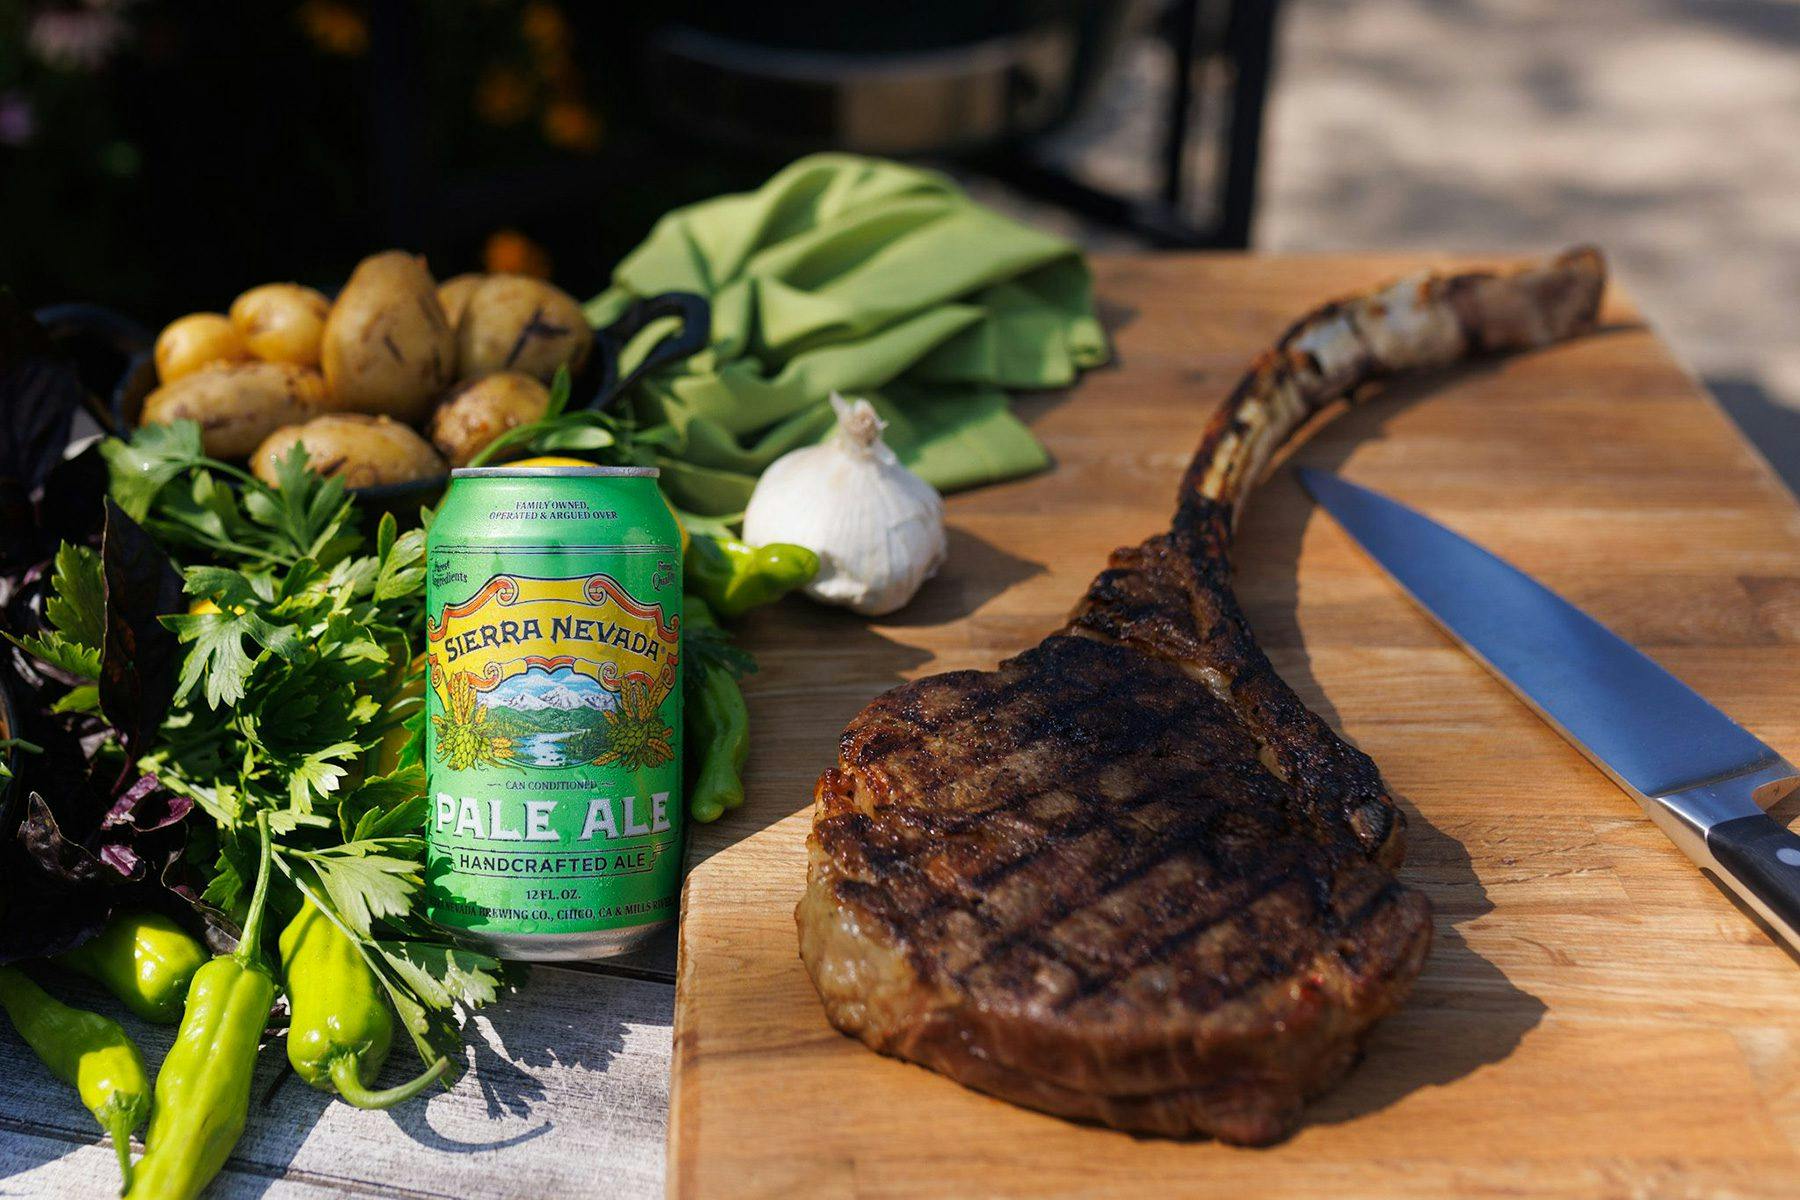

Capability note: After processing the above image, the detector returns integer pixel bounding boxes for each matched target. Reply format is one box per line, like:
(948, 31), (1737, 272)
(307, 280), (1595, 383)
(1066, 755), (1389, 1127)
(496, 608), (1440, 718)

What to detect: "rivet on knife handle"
(1708, 815), (1800, 939)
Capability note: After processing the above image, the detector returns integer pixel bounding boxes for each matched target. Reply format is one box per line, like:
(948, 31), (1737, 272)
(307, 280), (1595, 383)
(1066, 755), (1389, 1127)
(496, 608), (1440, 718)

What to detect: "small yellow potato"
(154, 313), (251, 384)
(428, 372), (550, 467)
(455, 274), (592, 382)
(437, 273), (485, 328)
(252, 413), (446, 489)
(139, 361), (330, 459)
(320, 250), (457, 423)
(230, 283), (331, 367)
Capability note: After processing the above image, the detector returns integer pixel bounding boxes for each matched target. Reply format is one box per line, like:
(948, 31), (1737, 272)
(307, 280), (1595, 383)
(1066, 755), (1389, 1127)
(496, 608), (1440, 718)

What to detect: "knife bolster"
(1642, 758), (1800, 954)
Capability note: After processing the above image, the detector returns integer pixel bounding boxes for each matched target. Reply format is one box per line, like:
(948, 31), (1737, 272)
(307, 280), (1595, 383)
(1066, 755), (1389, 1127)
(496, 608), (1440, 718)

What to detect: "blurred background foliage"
(0, 1), (754, 315)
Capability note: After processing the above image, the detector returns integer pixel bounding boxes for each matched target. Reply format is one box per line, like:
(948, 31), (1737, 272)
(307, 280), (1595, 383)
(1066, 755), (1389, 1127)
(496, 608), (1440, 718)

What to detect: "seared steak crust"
(803, 635), (1432, 1143)
(798, 250), (1607, 1143)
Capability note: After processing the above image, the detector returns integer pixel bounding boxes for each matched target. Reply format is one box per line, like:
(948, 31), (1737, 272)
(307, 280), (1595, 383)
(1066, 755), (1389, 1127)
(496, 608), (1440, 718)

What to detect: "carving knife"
(1298, 468), (1800, 955)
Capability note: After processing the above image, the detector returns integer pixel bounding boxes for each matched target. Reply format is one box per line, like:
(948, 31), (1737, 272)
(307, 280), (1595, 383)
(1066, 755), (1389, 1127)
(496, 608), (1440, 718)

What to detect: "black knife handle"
(1708, 813), (1800, 941)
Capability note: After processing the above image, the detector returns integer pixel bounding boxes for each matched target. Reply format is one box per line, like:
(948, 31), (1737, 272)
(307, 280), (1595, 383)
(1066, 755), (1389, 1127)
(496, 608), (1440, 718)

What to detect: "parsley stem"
(144, 517), (290, 568)
(465, 414), (598, 468)
(195, 456), (268, 494)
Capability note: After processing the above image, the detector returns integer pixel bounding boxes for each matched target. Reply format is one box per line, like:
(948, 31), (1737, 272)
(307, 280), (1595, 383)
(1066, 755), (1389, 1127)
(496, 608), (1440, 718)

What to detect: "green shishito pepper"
(127, 814), (277, 1200)
(0, 964), (150, 1193)
(684, 597), (751, 824)
(278, 897), (450, 1109)
(58, 912), (208, 1025)
(685, 534), (818, 619)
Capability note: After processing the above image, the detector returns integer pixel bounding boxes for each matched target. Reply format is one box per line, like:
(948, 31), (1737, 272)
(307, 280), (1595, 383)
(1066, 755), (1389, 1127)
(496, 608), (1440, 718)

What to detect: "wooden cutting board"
(670, 254), (1800, 1198)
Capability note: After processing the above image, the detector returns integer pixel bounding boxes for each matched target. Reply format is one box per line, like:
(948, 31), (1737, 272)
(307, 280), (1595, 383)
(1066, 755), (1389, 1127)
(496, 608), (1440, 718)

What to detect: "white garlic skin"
(742, 396), (947, 617)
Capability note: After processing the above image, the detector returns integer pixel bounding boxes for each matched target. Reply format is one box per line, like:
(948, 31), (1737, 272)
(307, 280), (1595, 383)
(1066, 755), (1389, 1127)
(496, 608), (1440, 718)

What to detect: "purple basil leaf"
(99, 840), (142, 877)
(20, 790), (114, 883)
(99, 499), (184, 761)
(102, 773), (194, 834)
(19, 772), (191, 890)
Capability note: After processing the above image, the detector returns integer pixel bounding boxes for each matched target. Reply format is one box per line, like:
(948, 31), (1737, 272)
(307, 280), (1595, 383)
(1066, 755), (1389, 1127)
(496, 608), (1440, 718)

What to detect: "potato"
(320, 250), (456, 423)
(455, 274), (592, 382)
(437, 273), (485, 328)
(230, 283), (331, 367)
(140, 361), (330, 459)
(428, 372), (550, 467)
(155, 313), (251, 384)
(252, 413), (445, 489)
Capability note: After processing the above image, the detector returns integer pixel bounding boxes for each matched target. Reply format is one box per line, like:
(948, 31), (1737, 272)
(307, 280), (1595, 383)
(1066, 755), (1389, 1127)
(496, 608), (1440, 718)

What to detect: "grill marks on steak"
(806, 636), (1432, 1142)
(827, 636), (1414, 1008)
(798, 249), (1609, 1143)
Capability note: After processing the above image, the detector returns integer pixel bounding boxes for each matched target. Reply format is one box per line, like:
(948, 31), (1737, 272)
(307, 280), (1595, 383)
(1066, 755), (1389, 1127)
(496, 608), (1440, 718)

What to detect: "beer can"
(423, 466), (682, 960)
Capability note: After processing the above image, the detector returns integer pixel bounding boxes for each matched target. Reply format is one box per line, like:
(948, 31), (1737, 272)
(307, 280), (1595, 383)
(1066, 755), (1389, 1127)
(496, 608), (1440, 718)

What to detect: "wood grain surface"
(671, 253), (1800, 1199)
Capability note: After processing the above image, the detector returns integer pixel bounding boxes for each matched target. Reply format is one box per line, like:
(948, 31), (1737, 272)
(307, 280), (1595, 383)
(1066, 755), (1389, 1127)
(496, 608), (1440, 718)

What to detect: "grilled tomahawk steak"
(797, 249), (1607, 1144)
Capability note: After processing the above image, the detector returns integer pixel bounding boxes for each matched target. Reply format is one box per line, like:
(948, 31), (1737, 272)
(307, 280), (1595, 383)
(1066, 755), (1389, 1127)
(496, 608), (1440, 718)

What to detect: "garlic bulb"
(742, 394), (947, 616)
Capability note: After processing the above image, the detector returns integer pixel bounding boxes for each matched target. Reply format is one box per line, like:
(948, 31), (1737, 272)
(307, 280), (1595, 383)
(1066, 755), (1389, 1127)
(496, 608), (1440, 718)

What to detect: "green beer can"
(424, 465), (682, 960)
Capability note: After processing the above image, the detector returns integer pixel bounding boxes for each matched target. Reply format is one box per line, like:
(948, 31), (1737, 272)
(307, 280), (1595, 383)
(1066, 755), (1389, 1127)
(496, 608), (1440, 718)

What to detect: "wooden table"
(6, 254), (1800, 1198)
(0, 943), (679, 1197)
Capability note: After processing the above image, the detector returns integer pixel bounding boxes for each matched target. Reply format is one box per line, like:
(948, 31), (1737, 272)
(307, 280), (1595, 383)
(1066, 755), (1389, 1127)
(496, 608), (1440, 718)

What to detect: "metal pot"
(643, 1), (1151, 157)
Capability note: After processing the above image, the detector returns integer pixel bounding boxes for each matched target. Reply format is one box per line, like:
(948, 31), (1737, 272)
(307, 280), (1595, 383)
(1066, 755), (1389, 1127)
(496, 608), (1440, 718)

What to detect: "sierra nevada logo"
(426, 573), (679, 773)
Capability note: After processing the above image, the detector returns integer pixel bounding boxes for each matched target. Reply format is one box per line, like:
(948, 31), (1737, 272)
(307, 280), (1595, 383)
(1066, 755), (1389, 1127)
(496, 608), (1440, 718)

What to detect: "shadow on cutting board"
(1232, 352), (1570, 1127)
(1307, 802), (1546, 1128)
(875, 526), (1047, 630)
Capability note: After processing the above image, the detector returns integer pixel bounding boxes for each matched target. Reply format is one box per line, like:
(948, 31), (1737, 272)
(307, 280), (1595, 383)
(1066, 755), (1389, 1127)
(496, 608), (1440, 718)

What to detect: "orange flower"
(296, 0), (369, 58)
(483, 230), (552, 279)
(542, 99), (602, 154)
(520, 3), (570, 54)
(474, 66), (534, 127)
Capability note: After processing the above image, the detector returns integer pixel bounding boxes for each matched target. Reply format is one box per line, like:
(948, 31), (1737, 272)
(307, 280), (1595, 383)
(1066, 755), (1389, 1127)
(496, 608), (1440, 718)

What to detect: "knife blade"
(1298, 467), (1800, 956)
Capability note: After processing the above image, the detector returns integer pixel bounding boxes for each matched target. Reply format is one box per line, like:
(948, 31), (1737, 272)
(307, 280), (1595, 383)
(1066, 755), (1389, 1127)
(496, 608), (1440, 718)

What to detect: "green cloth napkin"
(585, 154), (1110, 518)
